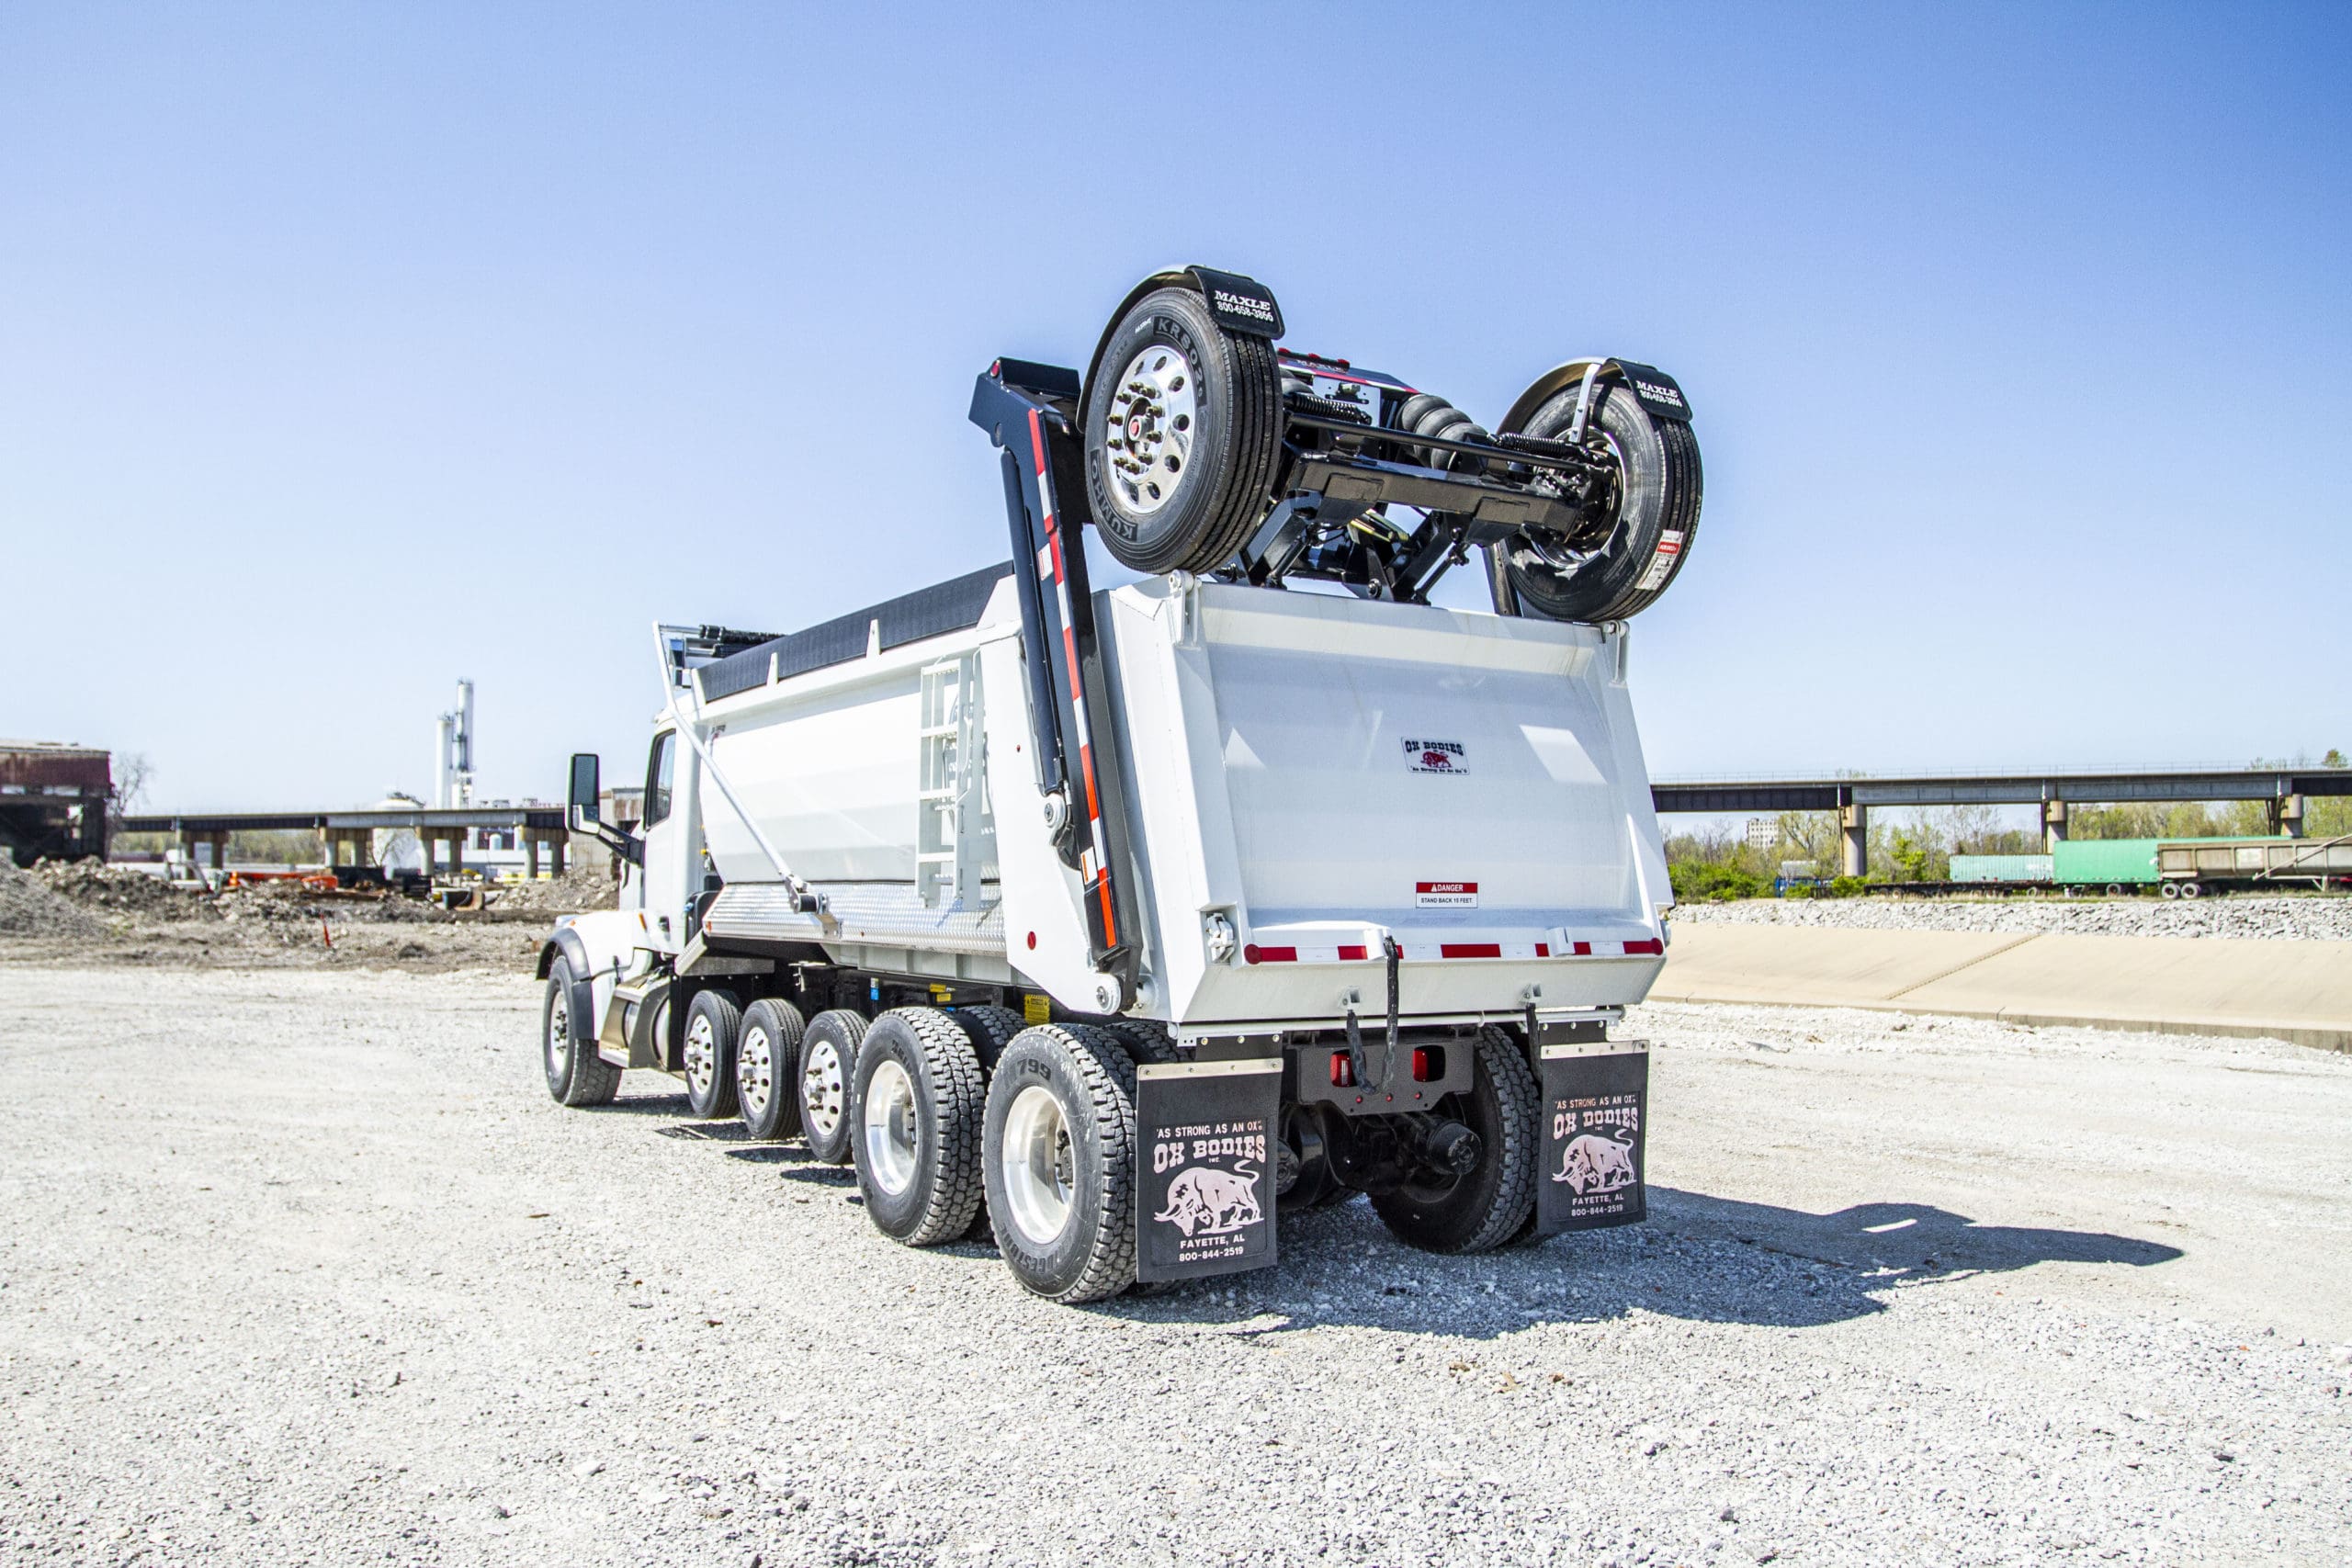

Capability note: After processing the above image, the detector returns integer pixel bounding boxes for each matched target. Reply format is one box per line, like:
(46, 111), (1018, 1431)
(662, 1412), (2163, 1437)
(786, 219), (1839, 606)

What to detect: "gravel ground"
(1672, 893), (2352, 942)
(3, 968), (2347, 1566)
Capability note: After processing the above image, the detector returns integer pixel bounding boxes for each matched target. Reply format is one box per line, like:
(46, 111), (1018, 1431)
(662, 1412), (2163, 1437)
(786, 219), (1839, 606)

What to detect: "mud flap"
(1135, 1058), (1282, 1282)
(1535, 1041), (1649, 1235)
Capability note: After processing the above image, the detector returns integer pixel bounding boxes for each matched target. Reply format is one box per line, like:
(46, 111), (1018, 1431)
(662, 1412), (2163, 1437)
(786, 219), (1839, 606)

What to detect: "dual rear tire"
(850, 1010), (989, 1247)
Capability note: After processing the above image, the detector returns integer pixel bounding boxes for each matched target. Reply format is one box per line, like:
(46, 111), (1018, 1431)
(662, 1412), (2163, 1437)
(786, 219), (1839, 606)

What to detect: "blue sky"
(3, 3), (2346, 811)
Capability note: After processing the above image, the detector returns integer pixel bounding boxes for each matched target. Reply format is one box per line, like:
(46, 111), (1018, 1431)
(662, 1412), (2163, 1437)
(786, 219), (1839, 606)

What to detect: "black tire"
(542, 957), (619, 1108)
(797, 1009), (866, 1165)
(1277, 1104), (1351, 1212)
(981, 1025), (1138, 1303)
(946, 1006), (1025, 1240)
(1102, 1019), (1178, 1066)
(1501, 380), (1702, 623)
(736, 998), (806, 1141)
(851, 1009), (987, 1247)
(680, 989), (741, 1120)
(1083, 286), (1283, 575)
(949, 1005), (1025, 1074)
(1370, 1026), (1538, 1254)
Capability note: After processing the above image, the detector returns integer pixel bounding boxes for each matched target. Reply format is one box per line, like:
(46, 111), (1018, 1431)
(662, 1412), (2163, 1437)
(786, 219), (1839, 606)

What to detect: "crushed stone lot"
(1, 965), (2347, 1568)
(1673, 892), (2352, 942)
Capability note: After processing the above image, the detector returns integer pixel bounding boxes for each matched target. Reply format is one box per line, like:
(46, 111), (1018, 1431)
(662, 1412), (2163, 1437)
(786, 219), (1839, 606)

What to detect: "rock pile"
(1673, 892), (2352, 942)
(0, 857), (110, 940)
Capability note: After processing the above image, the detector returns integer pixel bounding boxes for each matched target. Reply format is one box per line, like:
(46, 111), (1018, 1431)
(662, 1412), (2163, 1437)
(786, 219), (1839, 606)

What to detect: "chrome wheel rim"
(1102, 344), (1196, 515)
(545, 987), (569, 1079)
(1000, 1084), (1075, 1245)
(684, 1012), (718, 1100)
(802, 1037), (845, 1137)
(738, 1024), (772, 1122)
(862, 1058), (919, 1196)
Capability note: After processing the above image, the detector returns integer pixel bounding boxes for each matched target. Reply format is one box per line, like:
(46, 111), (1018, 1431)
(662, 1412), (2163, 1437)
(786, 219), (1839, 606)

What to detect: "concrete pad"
(1645, 925), (2033, 1008)
(1657, 923), (2352, 1052)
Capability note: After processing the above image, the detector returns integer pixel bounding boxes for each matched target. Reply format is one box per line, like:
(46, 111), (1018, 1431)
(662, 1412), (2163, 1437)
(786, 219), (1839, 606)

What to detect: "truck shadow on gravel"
(1135, 1189), (2183, 1337)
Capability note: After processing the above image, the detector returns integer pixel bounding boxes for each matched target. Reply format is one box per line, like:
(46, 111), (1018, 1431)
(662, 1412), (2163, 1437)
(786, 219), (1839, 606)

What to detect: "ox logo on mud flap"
(1136, 1060), (1282, 1282)
(1153, 1159), (1263, 1237)
(1536, 1043), (1650, 1235)
(1404, 739), (1468, 775)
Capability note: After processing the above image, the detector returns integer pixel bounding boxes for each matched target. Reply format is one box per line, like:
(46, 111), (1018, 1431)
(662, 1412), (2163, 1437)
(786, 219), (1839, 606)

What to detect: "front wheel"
(542, 957), (618, 1108)
(1500, 379), (1702, 623)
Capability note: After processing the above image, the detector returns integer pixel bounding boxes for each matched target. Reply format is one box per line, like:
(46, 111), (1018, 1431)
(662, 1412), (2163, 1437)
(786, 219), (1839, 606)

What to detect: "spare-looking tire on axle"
(1498, 375), (1703, 624)
(1083, 286), (1283, 576)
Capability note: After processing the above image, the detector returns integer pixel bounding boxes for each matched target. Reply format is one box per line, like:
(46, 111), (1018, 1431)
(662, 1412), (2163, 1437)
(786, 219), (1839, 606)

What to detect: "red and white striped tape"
(1240, 937), (1662, 964)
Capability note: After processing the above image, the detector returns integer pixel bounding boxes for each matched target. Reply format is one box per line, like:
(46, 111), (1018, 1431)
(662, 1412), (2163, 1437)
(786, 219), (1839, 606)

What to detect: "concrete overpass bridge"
(1649, 764), (2352, 877)
(120, 806), (572, 878)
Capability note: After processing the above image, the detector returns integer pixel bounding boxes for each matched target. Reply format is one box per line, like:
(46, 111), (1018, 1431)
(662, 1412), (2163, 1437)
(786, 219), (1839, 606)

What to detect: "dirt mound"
(0, 858), (111, 941)
(488, 869), (618, 914)
(32, 859), (214, 920)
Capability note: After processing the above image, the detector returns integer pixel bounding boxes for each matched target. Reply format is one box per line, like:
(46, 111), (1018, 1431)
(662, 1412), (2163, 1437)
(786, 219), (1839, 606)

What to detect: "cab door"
(632, 728), (698, 953)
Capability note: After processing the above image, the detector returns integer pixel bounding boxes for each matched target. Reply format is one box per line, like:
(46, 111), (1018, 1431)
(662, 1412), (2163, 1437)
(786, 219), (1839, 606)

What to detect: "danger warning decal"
(1634, 529), (1686, 593)
(1136, 1061), (1281, 1281)
(1536, 1044), (1649, 1235)
(1416, 880), (1479, 908)
(1404, 739), (1468, 775)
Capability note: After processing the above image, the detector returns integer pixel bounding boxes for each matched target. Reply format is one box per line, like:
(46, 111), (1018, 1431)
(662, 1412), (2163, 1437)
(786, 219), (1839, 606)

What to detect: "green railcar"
(2051, 838), (2161, 886)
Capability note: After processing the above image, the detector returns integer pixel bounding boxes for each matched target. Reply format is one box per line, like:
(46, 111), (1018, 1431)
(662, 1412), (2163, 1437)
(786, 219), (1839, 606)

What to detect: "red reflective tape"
(1535, 942), (1550, 957)
(1337, 944), (1368, 962)
(1028, 409), (1048, 479)
(1078, 742), (1101, 823)
(1572, 941), (1593, 956)
(1439, 942), (1503, 959)
(1623, 938), (1664, 956)
(1047, 528), (1067, 583)
(1243, 944), (1296, 964)
(1095, 875), (1117, 947)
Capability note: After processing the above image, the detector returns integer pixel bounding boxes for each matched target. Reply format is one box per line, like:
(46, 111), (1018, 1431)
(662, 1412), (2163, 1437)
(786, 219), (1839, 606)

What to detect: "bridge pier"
(1840, 803), (1867, 879)
(2275, 794), (2305, 839)
(2044, 797), (2069, 852)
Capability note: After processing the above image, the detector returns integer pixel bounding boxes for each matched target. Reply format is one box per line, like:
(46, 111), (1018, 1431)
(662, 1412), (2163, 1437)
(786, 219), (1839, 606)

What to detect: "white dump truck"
(537, 267), (1702, 1303)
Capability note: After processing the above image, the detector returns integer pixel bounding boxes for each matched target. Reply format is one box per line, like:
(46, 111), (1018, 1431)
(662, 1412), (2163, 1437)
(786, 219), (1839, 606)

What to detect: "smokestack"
(452, 679), (475, 808)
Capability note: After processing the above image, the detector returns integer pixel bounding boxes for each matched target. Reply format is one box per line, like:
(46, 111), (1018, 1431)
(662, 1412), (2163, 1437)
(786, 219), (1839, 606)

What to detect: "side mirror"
(568, 752), (601, 829)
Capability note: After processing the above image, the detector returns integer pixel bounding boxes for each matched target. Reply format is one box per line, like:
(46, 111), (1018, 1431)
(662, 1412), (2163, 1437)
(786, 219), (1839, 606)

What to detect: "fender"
(534, 909), (654, 1043)
(1498, 358), (1694, 437)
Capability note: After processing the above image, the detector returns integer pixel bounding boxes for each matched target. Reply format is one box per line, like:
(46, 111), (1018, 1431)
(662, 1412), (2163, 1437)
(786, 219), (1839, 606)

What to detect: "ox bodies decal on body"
(1135, 1060), (1282, 1281)
(1536, 1043), (1650, 1234)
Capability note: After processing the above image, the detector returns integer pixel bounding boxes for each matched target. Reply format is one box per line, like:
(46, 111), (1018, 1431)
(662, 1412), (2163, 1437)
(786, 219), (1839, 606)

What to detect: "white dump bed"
(694, 572), (1669, 1030)
(1094, 578), (1669, 1026)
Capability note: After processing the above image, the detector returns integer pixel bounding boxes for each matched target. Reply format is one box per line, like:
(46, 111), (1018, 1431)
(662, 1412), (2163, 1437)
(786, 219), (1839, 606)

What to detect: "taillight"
(1329, 1054), (1355, 1088)
(1410, 1047), (1431, 1082)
